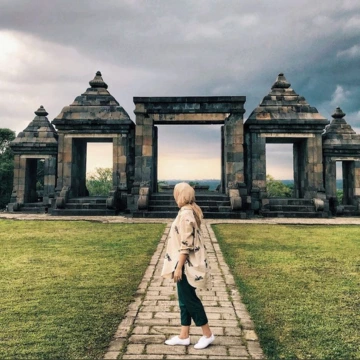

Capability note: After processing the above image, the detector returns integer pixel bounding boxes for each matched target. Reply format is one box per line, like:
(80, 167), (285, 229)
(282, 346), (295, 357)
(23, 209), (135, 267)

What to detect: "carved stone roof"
(245, 73), (329, 129)
(11, 106), (58, 154)
(323, 107), (360, 152)
(52, 71), (134, 130)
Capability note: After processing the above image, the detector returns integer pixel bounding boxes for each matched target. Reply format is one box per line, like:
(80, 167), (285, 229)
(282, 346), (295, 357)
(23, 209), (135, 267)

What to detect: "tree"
(86, 167), (113, 196)
(266, 174), (292, 197)
(0, 129), (15, 208)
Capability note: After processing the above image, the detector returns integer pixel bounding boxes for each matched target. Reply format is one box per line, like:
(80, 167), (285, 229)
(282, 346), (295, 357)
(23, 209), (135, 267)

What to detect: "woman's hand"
(173, 267), (182, 283)
(173, 254), (187, 282)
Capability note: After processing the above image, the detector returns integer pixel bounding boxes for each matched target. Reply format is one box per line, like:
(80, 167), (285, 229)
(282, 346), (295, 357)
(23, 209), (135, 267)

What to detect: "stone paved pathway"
(104, 222), (264, 360)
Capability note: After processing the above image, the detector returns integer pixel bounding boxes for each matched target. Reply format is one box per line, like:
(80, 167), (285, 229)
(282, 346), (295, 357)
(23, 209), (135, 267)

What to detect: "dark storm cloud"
(0, 0), (360, 177)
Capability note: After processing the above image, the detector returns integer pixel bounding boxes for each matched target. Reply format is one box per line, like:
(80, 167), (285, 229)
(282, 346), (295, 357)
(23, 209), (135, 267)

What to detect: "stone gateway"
(8, 72), (360, 217)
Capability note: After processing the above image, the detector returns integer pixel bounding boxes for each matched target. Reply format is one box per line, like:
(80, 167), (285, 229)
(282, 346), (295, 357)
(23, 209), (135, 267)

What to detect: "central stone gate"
(132, 96), (246, 212)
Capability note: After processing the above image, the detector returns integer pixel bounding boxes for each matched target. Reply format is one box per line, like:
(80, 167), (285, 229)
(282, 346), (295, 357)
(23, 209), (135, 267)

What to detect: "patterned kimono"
(161, 205), (211, 290)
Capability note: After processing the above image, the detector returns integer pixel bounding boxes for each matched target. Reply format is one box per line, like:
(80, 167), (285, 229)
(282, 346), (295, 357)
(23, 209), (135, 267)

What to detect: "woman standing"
(161, 182), (215, 350)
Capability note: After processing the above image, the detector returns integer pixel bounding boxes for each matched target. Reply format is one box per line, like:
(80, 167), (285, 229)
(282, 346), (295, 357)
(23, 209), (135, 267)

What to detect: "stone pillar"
(354, 161), (360, 209)
(43, 155), (57, 205)
(221, 126), (225, 193)
(324, 157), (337, 200)
(55, 133), (65, 194)
(293, 143), (300, 198)
(303, 135), (324, 198)
(10, 154), (22, 204)
(153, 126), (158, 193)
(134, 112), (154, 190)
(113, 134), (128, 188)
(224, 114), (245, 188)
(249, 133), (266, 208)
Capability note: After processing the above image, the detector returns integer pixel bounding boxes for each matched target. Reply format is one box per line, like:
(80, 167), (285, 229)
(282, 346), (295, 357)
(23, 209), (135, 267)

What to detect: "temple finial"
(34, 105), (48, 116)
(89, 71), (108, 89)
(332, 106), (346, 119)
(271, 73), (291, 89)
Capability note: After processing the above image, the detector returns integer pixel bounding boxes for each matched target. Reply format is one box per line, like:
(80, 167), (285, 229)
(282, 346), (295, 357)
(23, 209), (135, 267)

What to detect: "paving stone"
(103, 351), (120, 360)
(146, 344), (186, 355)
(166, 356), (207, 359)
(228, 345), (250, 358)
(212, 335), (243, 346)
(132, 326), (150, 334)
(137, 312), (153, 320)
(208, 356), (249, 360)
(106, 338), (125, 352)
(247, 341), (264, 359)
(135, 318), (169, 326)
(126, 344), (145, 354)
(224, 327), (242, 337)
(141, 306), (179, 313)
(153, 312), (180, 319)
(145, 295), (171, 301)
(122, 355), (163, 359)
(188, 345), (227, 356)
(244, 329), (258, 341)
(206, 319), (239, 327)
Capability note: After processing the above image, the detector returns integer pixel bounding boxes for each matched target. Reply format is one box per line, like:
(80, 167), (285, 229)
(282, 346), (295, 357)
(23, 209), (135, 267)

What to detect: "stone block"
(226, 162), (234, 174)
(63, 151), (72, 163)
(135, 135), (143, 146)
(142, 145), (153, 157)
(143, 136), (153, 146)
(135, 145), (142, 157)
(135, 125), (143, 136)
(143, 126), (153, 136)
(142, 117), (154, 126)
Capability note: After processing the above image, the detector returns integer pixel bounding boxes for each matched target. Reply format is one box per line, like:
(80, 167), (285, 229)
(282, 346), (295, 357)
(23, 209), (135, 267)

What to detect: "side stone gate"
(244, 73), (330, 215)
(51, 71), (135, 214)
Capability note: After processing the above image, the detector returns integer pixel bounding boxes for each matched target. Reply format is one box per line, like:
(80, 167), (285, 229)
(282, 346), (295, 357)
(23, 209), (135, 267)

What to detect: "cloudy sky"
(1, 0), (359, 180)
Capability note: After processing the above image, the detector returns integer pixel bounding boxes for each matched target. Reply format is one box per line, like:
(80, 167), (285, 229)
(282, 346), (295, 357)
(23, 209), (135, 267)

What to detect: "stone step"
(151, 193), (229, 201)
(132, 211), (247, 219)
(23, 202), (46, 207)
(261, 211), (329, 218)
(65, 203), (108, 210)
(268, 205), (316, 212)
(50, 209), (116, 216)
(67, 197), (107, 204)
(149, 199), (230, 206)
(148, 205), (227, 212)
(269, 198), (315, 206)
(335, 205), (360, 216)
(19, 207), (47, 214)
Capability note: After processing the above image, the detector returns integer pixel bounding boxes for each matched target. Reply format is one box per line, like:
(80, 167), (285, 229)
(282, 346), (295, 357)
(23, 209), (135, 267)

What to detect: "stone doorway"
(133, 96), (246, 213)
(156, 124), (222, 192)
(69, 138), (114, 198)
(24, 158), (44, 203)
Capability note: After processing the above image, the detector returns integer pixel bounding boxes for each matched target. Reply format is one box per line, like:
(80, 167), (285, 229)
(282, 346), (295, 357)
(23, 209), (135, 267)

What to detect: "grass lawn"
(213, 224), (360, 360)
(0, 220), (165, 359)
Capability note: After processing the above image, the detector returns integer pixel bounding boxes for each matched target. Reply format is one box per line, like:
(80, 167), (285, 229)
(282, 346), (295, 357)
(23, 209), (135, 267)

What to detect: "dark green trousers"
(177, 270), (208, 326)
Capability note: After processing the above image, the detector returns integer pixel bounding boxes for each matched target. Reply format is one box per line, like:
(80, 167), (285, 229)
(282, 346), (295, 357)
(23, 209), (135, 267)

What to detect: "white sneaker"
(194, 333), (215, 349)
(165, 336), (190, 346)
